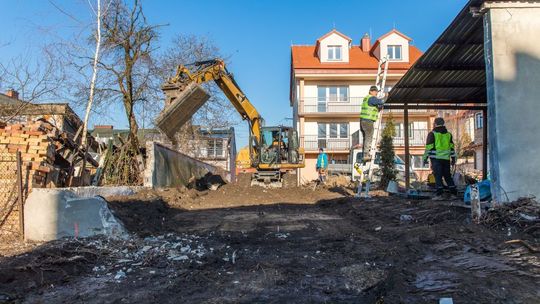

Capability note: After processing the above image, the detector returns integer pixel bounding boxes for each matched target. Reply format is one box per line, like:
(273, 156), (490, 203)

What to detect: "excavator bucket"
(155, 82), (210, 139)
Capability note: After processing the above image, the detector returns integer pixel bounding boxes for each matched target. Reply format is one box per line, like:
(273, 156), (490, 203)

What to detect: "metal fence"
(299, 98), (433, 114)
(0, 151), (24, 239)
(301, 135), (351, 151)
(299, 97), (362, 114)
(393, 129), (429, 146)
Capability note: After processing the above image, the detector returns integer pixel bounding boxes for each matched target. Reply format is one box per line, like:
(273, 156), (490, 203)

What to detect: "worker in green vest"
(360, 85), (385, 161)
(423, 117), (458, 200)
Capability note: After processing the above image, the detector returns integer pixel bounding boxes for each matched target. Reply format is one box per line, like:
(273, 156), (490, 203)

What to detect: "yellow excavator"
(156, 59), (304, 187)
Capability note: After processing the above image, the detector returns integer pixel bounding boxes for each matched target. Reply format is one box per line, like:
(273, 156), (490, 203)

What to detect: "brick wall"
(0, 122), (56, 239)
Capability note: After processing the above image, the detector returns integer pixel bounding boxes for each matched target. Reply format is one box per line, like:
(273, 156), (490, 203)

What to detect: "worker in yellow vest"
(360, 85), (385, 162)
(423, 117), (458, 200)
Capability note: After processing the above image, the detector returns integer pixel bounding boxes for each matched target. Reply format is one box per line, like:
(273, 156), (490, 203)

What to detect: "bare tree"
(81, 0), (108, 148)
(98, 0), (159, 152)
(151, 34), (239, 153)
(0, 46), (67, 122)
(158, 34), (238, 129)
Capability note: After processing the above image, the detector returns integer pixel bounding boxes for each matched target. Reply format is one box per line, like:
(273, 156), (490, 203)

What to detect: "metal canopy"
(386, 0), (487, 105)
(383, 0), (491, 190)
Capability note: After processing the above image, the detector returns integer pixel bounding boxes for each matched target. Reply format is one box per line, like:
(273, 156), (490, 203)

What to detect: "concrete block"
(24, 189), (127, 241)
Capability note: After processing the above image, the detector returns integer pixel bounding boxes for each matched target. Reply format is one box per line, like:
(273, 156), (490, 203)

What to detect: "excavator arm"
(161, 59), (263, 149)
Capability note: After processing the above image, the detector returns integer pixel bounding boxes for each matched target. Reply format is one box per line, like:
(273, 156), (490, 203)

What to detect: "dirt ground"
(1, 183), (539, 303)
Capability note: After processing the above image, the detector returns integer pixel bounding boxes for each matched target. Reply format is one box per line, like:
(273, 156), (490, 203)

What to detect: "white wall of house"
(373, 32), (410, 62)
(318, 33), (351, 63)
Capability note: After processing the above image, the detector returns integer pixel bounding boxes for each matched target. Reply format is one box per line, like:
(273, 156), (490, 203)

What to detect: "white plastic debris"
(114, 270), (126, 280)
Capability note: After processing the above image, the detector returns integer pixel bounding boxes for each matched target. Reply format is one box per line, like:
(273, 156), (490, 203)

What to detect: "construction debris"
(1, 186), (540, 303)
(481, 197), (540, 234)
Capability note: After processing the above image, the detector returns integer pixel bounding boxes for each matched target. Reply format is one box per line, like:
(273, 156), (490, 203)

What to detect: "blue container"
(464, 180), (491, 205)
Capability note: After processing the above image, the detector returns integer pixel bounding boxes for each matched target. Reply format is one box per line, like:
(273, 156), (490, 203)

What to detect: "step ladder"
(357, 56), (389, 198)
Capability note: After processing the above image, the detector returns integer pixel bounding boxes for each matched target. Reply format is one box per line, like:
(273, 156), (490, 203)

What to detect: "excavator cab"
(258, 127), (299, 165)
(252, 126), (303, 187)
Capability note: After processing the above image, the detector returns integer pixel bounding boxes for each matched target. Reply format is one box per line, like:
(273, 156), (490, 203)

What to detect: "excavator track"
(236, 172), (252, 188)
(282, 171), (298, 188)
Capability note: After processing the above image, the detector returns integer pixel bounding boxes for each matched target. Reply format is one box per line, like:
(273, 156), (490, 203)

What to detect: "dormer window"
(328, 45), (342, 61)
(387, 45), (402, 60)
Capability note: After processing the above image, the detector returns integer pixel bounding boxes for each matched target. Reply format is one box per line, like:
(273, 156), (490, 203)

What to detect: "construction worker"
(423, 117), (458, 200)
(360, 85), (385, 161)
(316, 148), (328, 183)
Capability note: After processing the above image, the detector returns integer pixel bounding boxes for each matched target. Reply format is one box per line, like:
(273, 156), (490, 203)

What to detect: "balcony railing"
(383, 109), (431, 113)
(301, 135), (351, 151)
(301, 129), (428, 151)
(298, 98), (434, 114)
(299, 97), (362, 114)
(393, 129), (429, 146)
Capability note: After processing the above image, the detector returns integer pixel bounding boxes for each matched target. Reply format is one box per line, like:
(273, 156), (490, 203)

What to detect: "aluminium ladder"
(358, 56), (389, 198)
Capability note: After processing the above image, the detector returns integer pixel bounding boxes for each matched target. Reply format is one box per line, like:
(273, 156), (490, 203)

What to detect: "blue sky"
(0, 0), (468, 146)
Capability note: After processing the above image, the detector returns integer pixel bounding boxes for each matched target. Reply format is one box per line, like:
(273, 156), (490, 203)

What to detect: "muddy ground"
(1, 184), (539, 303)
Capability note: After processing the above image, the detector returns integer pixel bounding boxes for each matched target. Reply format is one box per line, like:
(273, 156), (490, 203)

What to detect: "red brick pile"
(0, 121), (56, 187)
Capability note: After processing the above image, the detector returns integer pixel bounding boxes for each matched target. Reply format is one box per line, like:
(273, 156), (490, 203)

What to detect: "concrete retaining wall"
(144, 142), (221, 188)
(24, 188), (128, 241)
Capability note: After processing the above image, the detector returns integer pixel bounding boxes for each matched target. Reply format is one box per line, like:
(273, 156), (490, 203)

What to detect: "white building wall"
(376, 33), (410, 62)
(484, 3), (540, 202)
(318, 33), (350, 63)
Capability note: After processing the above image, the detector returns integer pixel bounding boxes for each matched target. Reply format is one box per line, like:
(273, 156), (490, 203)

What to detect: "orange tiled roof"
(316, 29), (352, 43)
(291, 45), (422, 71)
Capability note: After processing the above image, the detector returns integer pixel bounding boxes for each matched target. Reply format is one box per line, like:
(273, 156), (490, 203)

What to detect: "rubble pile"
(0, 120), (99, 238)
(87, 233), (214, 281)
(0, 119), (98, 188)
(482, 197), (540, 233)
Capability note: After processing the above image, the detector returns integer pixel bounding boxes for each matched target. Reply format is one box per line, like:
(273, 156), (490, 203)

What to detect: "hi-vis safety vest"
(424, 131), (456, 160)
(360, 95), (379, 121)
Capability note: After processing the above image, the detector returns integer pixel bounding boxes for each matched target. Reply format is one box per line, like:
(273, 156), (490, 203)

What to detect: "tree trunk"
(123, 97), (140, 152)
(81, 0), (102, 149)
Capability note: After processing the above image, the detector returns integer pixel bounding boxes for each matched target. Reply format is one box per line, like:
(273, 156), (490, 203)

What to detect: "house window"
(318, 123), (327, 149)
(319, 123), (348, 139)
(328, 45), (342, 60)
(475, 112), (483, 129)
(328, 123), (348, 139)
(206, 139), (224, 158)
(387, 45), (402, 60)
(340, 123), (348, 138)
(395, 122), (414, 138)
(317, 85), (349, 102)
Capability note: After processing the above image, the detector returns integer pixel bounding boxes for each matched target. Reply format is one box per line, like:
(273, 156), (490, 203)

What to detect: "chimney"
(6, 89), (19, 100)
(94, 125), (114, 130)
(361, 33), (371, 52)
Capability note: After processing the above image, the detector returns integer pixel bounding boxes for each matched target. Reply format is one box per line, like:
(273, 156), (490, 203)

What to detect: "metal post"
(482, 108), (488, 180)
(16, 150), (24, 240)
(404, 104), (410, 190)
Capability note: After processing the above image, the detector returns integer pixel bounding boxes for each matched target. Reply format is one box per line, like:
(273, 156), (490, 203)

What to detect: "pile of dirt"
(108, 183), (348, 211)
(2, 187), (540, 303)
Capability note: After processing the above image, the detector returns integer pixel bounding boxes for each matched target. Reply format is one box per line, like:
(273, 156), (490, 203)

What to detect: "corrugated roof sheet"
(386, 0), (488, 104)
